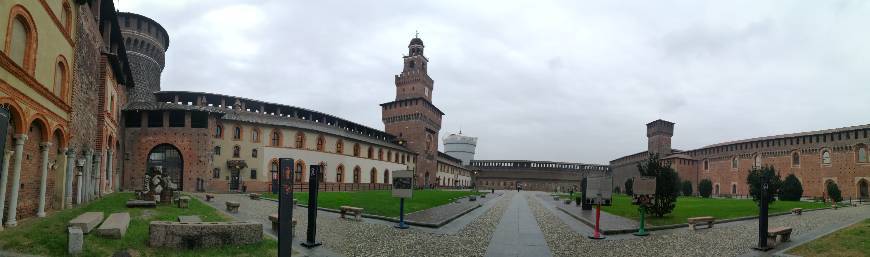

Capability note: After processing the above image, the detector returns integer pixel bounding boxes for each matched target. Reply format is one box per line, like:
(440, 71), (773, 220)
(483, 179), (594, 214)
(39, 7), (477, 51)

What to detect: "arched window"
(336, 165), (345, 183)
(754, 155), (762, 167)
(214, 125), (223, 138)
(233, 126), (242, 140)
(335, 139), (344, 154)
(731, 184), (737, 195)
(251, 129), (260, 142)
(295, 132), (305, 148)
(295, 161), (305, 183)
(316, 135), (325, 151)
(53, 59), (67, 97)
(7, 8), (37, 72)
(353, 166), (361, 183)
(858, 147), (868, 163)
(378, 149), (384, 160)
(792, 152), (800, 166)
(213, 168), (220, 178)
(233, 145), (240, 158)
(370, 168), (377, 183)
(822, 150), (831, 165)
(394, 152), (399, 163)
(384, 169), (390, 184)
(387, 150), (392, 162)
(426, 134), (433, 152)
(731, 157), (738, 169)
(251, 148), (258, 158)
(367, 146), (374, 159)
(270, 160), (278, 178)
(353, 143), (360, 157)
(317, 162), (326, 182)
(271, 130), (281, 146)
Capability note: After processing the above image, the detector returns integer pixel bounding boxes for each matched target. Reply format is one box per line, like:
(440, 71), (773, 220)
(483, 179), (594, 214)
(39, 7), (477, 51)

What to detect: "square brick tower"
(381, 37), (444, 188)
(647, 119), (675, 157)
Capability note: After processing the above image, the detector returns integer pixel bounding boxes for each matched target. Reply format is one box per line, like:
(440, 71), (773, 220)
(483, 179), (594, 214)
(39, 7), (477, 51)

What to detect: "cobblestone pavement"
(198, 192), (512, 257)
(484, 192), (552, 257)
(527, 193), (870, 257)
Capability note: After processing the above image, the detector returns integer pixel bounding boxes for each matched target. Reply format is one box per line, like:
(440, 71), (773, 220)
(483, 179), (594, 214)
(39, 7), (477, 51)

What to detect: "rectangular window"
(147, 111), (163, 127)
(169, 111), (185, 127)
(250, 169), (257, 179)
(191, 112), (208, 128)
(213, 168), (220, 179)
(124, 112), (141, 127)
(214, 146), (221, 155)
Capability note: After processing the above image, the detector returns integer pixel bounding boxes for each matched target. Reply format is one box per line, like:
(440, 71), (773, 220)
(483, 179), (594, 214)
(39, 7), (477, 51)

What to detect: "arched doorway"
(370, 168), (377, 184)
(714, 184), (720, 196)
(858, 179), (868, 199)
(147, 144), (184, 191)
(383, 169), (390, 184)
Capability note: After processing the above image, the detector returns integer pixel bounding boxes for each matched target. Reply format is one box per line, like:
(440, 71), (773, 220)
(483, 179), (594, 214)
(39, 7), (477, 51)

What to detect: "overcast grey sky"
(117, 0), (870, 164)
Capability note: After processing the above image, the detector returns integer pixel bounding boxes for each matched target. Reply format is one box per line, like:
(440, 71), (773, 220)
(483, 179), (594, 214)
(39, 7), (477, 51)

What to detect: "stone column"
(6, 134), (28, 227)
(37, 142), (52, 217)
(0, 150), (14, 230)
(93, 155), (101, 198)
(64, 148), (75, 209)
(81, 149), (93, 203)
(106, 150), (113, 193)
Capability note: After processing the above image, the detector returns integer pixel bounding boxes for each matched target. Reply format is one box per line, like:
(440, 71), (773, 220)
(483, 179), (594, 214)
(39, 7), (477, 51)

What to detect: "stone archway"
(146, 144), (184, 191)
(858, 179), (869, 199)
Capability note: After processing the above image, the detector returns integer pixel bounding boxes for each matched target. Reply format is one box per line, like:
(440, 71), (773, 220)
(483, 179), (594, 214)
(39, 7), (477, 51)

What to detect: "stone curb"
(557, 204), (840, 235)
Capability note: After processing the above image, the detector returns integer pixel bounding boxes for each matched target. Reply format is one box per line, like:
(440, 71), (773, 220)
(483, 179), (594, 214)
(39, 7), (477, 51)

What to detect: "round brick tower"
(117, 12), (169, 102)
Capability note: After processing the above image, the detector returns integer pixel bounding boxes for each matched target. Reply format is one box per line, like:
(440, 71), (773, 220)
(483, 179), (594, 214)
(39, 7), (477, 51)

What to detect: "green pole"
(634, 207), (649, 236)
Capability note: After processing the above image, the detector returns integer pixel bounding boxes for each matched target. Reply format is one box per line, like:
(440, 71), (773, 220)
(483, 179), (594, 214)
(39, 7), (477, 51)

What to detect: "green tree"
(637, 154), (680, 217)
(624, 178), (634, 196)
(779, 174), (803, 201)
(614, 186), (621, 194)
(826, 182), (843, 203)
(699, 179), (713, 198)
(681, 180), (693, 196)
(746, 165), (782, 206)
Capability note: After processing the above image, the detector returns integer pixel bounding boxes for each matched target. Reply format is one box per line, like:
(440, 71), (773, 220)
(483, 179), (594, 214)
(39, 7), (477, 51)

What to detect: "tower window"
(409, 61), (415, 69)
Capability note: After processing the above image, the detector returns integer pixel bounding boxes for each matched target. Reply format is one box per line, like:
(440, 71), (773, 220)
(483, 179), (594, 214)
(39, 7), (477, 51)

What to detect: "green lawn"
(0, 192), (276, 257)
(602, 195), (829, 226)
(788, 219), (870, 257)
(262, 190), (481, 217)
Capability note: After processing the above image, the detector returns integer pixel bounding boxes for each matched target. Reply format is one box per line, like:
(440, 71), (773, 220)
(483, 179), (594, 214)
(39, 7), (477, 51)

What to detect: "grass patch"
(788, 218), (870, 257)
(602, 195), (829, 226)
(262, 190), (480, 217)
(0, 192), (276, 257)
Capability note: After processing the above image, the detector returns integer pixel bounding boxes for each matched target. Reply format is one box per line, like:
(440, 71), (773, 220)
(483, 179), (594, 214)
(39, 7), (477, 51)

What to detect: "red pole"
(594, 204), (601, 238)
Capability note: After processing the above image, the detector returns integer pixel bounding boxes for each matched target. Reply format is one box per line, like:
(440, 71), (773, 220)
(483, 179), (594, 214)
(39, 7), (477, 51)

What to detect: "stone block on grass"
(97, 212), (131, 239)
(69, 212), (104, 234)
(148, 221), (262, 249)
(178, 215), (202, 223)
(126, 200), (157, 208)
(68, 227), (83, 254)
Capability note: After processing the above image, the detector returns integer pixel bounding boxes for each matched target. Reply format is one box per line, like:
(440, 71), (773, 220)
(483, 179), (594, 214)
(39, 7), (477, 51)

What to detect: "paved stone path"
(405, 192), (500, 226)
(484, 192), (553, 257)
(545, 194), (638, 232)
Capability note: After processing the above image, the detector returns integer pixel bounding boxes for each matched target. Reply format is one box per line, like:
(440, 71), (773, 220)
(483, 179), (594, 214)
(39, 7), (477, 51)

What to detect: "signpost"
(392, 170), (413, 229)
(301, 165), (322, 248)
(585, 176), (612, 240)
(277, 158), (294, 257)
(631, 176), (656, 237)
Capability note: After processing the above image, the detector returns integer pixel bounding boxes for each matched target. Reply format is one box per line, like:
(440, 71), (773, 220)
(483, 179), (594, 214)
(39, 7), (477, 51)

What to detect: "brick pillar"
(37, 142), (53, 217)
(0, 150), (13, 230)
(6, 134), (28, 227)
(65, 148), (75, 209)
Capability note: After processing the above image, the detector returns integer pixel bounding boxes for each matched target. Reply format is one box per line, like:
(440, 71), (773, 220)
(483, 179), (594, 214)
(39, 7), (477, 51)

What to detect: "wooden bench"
(268, 214), (297, 236)
(339, 206), (364, 221)
(767, 226), (793, 247)
(791, 208), (803, 215)
(249, 193), (260, 200)
(687, 216), (715, 230)
(226, 201), (240, 213)
(205, 194), (214, 202)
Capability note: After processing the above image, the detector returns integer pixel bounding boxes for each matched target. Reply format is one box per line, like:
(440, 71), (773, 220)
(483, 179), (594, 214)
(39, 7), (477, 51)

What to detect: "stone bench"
(267, 214), (297, 236)
(96, 212), (130, 239)
(339, 206), (363, 221)
(178, 215), (202, 222)
(249, 193), (260, 200)
(126, 200), (157, 208)
(687, 216), (715, 230)
(205, 194), (214, 202)
(226, 201), (240, 213)
(791, 208), (803, 215)
(68, 212), (104, 234)
(469, 195), (477, 201)
(149, 221), (262, 249)
(767, 226), (793, 247)
(177, 196), (190, 208)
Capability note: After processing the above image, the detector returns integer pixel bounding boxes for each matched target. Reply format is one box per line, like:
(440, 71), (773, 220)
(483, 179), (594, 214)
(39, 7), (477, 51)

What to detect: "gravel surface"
(527, 194), (869, 257)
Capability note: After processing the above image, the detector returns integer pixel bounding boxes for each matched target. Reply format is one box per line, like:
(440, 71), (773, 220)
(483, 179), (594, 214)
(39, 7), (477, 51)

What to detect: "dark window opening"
(250, 169), (257, 179)
(169, 111), (185, 127)
(191, 112), (208, 128)
(124, 112), (141, 127)
(213, 168), (220, 178)
(147, 111), (163, 127)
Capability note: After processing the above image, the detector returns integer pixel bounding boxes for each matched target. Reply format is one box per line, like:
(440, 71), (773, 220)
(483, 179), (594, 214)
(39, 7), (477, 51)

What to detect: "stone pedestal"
(68, 227), (83, 254)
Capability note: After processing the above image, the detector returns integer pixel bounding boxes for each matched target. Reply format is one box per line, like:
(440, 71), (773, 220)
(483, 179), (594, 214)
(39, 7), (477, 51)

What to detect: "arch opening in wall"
(353, 166), (361, 183)
(336, 164), (345, 183)
(147, 144), (184, 191)
(858, 179), (869, 199)
(383, 169), (390, 184)
(792, 152), (800, 166)
(294, 160), (306, 183)
(370, 168), (377, 184)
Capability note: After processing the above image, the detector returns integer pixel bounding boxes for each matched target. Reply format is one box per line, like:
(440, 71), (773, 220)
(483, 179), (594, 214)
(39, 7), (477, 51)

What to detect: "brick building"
(470, 160), (609, 192)
(611, 119), (870, 199)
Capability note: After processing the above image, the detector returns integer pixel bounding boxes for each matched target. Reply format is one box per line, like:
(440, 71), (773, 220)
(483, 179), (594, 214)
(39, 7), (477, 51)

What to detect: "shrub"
(637, 154), (680, 217)
(826, 182), (843, 203)
(779, 174), (803, 201)
(699, 179), (713, 198)
(624, 178), (634, 196)
(746, 165), (782, 206)
(681, 180), (693, 196)
(614, 186), (621, 194)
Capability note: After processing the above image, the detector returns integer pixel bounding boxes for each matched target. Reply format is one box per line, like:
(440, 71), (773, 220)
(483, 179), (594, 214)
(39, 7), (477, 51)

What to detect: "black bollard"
(302, 165), (322, 248)
(277, 158), (295, 257)
(754, 181), (771, 251)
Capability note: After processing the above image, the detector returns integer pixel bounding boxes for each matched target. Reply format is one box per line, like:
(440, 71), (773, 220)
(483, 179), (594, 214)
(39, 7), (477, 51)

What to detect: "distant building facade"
(471, 160), (609, 192)
(611, 119), (870, 199)
(443, 132), (477, 166)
